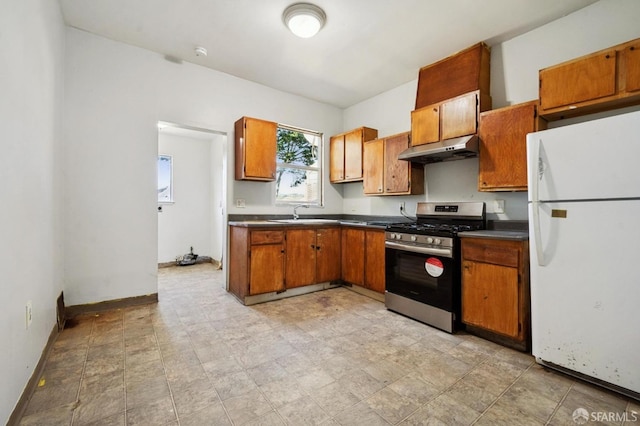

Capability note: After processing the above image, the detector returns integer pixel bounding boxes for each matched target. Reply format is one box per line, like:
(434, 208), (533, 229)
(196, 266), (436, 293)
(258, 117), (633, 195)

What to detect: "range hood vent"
(398, 135), (478, 164)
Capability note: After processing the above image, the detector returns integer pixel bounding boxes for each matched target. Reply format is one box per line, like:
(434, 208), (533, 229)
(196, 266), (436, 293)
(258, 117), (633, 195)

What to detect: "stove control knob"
(410, 235), (417, 242)
(434, 238), (442, 245)
(396, 234), (402, 240)
(426, 237), (433, 244)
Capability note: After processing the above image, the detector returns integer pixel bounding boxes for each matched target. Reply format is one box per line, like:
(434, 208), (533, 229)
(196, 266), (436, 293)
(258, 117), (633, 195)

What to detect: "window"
(275, 125), (322, 205)
(158, 155), (173, 203)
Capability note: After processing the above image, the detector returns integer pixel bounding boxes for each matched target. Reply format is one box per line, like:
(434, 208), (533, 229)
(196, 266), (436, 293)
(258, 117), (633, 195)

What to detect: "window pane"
(158, 155), (173, 202)
(276, 124), (322, 206)
(277, 128), (318, 167)
(275, 168), (319, 204)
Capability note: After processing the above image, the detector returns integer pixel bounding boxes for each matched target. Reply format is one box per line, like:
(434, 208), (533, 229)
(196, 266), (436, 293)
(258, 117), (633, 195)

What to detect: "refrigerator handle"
(531, 138), (546, 266)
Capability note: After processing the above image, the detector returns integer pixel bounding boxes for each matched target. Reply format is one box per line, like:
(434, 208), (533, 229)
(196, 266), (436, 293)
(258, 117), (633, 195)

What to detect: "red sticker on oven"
(425, 257), (444, 277)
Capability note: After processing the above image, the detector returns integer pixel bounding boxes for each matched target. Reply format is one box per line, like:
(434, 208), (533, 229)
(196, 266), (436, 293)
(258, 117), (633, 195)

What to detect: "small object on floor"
(177, 246), (198, 266)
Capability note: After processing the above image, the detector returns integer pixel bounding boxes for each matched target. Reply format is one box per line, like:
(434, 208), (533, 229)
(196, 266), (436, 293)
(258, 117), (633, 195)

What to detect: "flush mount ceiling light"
(283, 3), (326, 38)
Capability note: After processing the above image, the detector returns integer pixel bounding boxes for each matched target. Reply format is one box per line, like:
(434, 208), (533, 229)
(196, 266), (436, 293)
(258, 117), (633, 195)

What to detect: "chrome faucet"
(293, 204), (309, 220)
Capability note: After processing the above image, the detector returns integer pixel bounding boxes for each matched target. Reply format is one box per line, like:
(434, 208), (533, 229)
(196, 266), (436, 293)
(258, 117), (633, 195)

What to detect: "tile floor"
(19, 264), (639, 425)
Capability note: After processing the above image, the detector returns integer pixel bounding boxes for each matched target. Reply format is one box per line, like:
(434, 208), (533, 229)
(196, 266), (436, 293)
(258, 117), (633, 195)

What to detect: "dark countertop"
(458, 229), (529, 241)
(228, 219), (389, 229)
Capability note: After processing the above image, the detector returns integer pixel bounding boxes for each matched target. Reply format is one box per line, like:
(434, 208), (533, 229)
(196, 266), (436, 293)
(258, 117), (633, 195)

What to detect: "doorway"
(157, 121), (227, 272)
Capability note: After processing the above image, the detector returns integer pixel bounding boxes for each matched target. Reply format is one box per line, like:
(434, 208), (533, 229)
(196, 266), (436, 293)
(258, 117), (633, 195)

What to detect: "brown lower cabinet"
(461, 237), (530, 351)
(341, 227), (385, 294)
(285, 228), (341, 288)
(229, 225), (341, 301)
(229, 227), (285, 299)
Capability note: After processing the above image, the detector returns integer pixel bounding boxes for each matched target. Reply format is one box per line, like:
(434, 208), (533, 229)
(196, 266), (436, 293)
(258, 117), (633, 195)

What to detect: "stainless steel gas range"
(384, 202), (485, 333)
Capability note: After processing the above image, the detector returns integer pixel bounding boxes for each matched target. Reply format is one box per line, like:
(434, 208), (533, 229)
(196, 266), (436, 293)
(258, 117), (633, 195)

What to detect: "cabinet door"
(285, 229), (317, 289)
(384, 133), (410, 193)
(329, 135), (345, 182)
(624, 42), (640, 93)
(540, 50), (617, 110)
(462, 260), (519, 338)
(478, 102), (536, 191)
(363, 139), (384, 194)
(411, 105), (440, 146)
(344, 130), (364, 181)
(249, 244), (284, 295)
(316, 228), (341, 282)
(440, 92), (477, 140)
(341, 228), (365, 286)
(364, 230), (385, 293)
(237, 117), (277, 181)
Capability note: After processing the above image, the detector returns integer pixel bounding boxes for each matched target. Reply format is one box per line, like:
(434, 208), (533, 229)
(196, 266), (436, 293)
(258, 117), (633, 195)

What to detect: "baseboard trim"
(344, 285), (385, 303)
(65, 293), (158, 318)
(7, 323), (59, 426)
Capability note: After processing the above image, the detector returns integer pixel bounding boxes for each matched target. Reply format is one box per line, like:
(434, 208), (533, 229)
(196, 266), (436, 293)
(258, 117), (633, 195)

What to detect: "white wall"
(0, 0), (65, 422)
(343, 0), (640, 220)
(158, 132), (217, 263)
(63, 28), (344, 306)
(211, 134), (225, 261)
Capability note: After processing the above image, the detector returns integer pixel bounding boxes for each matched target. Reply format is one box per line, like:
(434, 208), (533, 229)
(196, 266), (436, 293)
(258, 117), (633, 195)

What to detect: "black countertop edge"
(228, 214), (413, 225)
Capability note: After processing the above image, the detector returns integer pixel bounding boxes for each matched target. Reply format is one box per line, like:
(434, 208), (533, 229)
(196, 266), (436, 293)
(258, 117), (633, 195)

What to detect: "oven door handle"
(385, 241), (452, 258)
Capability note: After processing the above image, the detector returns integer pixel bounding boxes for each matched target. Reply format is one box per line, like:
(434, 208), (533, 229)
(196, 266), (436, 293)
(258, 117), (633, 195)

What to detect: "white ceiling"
(59, 0), (599, 108)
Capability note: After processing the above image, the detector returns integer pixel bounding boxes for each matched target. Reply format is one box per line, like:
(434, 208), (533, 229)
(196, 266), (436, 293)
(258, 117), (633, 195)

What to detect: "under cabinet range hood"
(398, 135), (478, 163)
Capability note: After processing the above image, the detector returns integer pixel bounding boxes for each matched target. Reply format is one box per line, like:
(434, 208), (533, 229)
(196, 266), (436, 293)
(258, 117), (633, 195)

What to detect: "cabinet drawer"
(251, 230), (284, 245)
(462, 241), (519, 268)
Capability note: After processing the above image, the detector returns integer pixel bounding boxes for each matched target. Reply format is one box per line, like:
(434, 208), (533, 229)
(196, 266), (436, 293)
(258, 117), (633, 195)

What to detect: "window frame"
(275, 123), (324, 207)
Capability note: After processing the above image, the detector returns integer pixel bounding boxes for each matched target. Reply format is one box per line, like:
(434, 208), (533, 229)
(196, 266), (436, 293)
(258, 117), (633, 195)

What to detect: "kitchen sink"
(268, 219), (339, 224)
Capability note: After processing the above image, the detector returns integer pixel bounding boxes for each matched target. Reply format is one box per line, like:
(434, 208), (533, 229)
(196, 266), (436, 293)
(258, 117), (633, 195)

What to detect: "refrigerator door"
(529, 199), (640, 395)
(527, 110), (640, 203)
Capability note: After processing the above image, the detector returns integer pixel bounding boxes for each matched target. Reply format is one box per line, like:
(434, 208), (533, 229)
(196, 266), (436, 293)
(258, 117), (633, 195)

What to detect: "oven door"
(385, 241), (456, 312)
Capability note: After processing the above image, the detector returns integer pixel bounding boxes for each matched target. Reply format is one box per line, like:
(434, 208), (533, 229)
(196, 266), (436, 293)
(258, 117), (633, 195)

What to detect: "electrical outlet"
(26, 301), (32, 329)
(493, 199), (505, 214)
(399, 202), (405, 212)
(235, 198), (246, 208)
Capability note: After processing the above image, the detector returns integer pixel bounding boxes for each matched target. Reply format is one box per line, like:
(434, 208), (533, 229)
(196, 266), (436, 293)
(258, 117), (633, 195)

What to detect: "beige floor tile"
(178, 400), (232, 426)
(72, 385), (124, 425)
(222, 389), (273, 425)
(171, 377), (221, 417)
(364, 387), (421, 424)
(404, 394), (481, 425)
(124, 395), (176, 425)
(332, 400), (390, 425)
(277, 395), (331, 425)
(308, 380), (361, 417)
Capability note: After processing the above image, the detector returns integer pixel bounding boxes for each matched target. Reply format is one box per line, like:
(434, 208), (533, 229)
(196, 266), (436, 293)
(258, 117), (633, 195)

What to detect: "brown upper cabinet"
(415, 42), (491, 109)
(329, 127), (378, 183)
(478, 101), (547, 192)
(234, 116), (277, 181)
(411, 90), (491, 146)
(539, 38), (640, 120)
(363, 132), (424, 195)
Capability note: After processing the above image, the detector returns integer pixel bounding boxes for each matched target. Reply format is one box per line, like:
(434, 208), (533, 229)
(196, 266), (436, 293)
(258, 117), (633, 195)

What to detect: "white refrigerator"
(527, 110), (640, 399)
